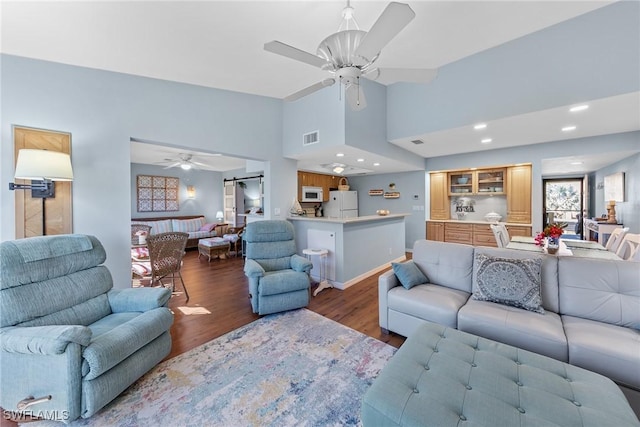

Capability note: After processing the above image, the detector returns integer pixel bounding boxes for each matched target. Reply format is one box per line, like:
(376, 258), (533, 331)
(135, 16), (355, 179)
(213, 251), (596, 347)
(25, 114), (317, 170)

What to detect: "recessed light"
(481, 138), (492, 144)
(473, 123), (487, 130)
(357, 158), (365, 162)
(570, 161), (583, 165)
(562, 126), (577, 132)
(373, 162), (380, 166)
(336, 153), (345, 157)
(570, 105), (589, 112)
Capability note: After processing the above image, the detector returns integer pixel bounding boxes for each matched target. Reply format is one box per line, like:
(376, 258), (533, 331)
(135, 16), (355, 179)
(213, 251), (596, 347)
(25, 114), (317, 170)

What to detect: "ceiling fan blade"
(162, 162), (181, 169)
(264, 41), (329, 69)
(355, 2), (415, 61)
(345, 84), (367, 111)
(190, 160), (210, 167)
(368, 67), (438, 85)
(284, 78), (336, 102)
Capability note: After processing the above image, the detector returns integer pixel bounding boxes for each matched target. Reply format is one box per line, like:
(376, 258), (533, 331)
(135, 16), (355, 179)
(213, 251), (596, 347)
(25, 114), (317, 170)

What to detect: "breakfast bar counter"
(289, 214), (409, 290)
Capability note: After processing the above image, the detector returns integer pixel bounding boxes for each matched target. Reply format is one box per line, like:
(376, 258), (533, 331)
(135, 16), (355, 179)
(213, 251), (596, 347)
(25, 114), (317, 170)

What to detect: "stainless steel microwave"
(301, 186), (323, 202)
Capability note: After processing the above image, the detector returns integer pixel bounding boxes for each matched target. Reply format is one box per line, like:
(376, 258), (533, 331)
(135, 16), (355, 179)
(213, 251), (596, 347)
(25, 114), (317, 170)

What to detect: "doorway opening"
(543, 178), (584, 240)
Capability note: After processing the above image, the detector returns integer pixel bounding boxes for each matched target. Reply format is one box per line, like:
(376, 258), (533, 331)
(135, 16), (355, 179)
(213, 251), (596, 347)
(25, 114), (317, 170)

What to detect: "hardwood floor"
(168, 249), (406, 360)
(0, 249), (406, 426)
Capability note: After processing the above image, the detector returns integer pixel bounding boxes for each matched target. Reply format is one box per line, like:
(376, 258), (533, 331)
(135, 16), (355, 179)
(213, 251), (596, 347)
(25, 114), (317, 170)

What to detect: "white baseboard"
(329, 254), (406, 290)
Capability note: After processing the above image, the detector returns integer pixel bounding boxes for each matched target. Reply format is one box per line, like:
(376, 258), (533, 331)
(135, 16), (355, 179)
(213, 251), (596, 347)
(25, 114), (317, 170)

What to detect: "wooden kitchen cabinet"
(506, 165), (532, 223)
(475, 168), (506, 195)
(297, 171), (338, 202)
(444, 222), (473, 244)
(505, 225), (532, 237)
(448, 171), (474, 196)
(472, 224), (498, 247)
(426, 221), (445, 241)
(430, 172), (450, 220)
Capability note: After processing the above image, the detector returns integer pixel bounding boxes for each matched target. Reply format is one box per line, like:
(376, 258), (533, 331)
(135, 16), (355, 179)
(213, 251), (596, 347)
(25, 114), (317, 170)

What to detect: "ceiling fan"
(264, 1), (437, 111)
(154, 153), (220, 170)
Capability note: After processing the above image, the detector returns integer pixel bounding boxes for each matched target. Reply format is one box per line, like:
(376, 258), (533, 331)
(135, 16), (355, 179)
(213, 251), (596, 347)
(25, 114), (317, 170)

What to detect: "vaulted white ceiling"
(2, 1), (636, 175)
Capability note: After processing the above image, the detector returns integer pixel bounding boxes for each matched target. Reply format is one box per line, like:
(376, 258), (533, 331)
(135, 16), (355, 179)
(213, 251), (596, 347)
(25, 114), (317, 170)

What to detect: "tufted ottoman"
(362, 322), (639, 427)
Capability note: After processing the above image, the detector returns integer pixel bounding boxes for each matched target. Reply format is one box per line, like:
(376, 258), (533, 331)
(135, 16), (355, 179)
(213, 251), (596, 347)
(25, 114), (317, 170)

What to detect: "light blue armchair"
(0, 234), (173, 423)
(243, 220), (312, 315)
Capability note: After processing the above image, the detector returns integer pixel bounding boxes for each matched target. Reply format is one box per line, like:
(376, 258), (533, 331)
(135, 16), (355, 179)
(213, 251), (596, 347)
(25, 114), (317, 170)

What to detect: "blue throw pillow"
(392, 261), (428, 290)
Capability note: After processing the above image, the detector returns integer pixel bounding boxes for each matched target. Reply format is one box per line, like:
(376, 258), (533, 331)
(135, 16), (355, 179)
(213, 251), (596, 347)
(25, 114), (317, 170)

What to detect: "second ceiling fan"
(264, 1), (437, 111)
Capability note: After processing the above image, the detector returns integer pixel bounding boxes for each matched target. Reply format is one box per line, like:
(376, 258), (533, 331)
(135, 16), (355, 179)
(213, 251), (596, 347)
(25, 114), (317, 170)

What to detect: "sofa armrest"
(378, 269), (401, 330)
(1, 325), (91, 355)
(291, 254), (313, 273)
(244, 259), (265, 278)
(107, 287), (172, 312)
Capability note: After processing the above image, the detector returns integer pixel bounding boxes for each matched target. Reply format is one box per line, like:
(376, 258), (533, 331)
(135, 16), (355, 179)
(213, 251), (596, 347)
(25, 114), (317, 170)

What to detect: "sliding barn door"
(13, 126), (72, 238)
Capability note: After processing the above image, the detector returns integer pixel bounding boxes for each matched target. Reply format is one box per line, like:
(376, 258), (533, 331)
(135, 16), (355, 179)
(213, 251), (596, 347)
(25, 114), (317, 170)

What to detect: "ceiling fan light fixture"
(333, 166), (345, 174)
(180, 163), (192, 170)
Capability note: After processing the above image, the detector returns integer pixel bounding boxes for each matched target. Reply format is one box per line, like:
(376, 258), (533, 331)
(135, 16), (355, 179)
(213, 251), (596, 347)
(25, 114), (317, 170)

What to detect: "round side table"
(302, 248), (332, 296)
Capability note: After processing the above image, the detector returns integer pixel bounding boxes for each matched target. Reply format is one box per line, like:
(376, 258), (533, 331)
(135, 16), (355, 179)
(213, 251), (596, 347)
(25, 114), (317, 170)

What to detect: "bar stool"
(302, 248), (332, 296)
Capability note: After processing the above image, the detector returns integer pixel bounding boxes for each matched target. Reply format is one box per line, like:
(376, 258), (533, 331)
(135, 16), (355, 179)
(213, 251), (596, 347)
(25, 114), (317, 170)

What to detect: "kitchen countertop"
(288, 213), (409, 224)
(428, 219), (533, 227)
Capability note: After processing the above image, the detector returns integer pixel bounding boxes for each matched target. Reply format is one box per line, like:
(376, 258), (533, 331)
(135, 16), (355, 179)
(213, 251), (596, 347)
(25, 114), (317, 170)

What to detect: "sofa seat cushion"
(82, 307), (173, 380)
(259, 270), (309, 296)
(388, 284), (470, 329)
(562, 315), (640, 389)
(458, 299), (568, 362)
(187, 230), (217, 240)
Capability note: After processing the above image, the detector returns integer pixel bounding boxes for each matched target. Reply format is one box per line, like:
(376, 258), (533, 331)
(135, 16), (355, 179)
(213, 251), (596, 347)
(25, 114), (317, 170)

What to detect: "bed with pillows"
(131, 215), (227, 248)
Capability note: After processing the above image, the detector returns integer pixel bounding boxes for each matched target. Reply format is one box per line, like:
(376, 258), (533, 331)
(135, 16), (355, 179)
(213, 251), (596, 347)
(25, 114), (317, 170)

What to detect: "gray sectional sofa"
(379, 239), (640, 408)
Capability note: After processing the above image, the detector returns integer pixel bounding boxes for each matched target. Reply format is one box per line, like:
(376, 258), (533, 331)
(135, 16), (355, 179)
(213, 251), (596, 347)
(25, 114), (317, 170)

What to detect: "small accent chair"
(223, 225), (245, 256)
(606, 226), (629, 253)
(0, 234), (173, 423)
(490, 223), (510, 248)
(146, 232), (189, 300)
(616, 233), (640, 261)
(243, 220), (313, 315)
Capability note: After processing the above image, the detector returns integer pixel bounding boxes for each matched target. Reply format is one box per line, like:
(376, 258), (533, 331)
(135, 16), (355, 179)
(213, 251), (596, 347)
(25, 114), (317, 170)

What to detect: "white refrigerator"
(324, 190), (358, 218)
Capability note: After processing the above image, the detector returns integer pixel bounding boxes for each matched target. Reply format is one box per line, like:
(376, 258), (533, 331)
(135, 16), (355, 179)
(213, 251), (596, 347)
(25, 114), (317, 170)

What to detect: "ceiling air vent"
(411, 139), (424, 145)
(303, 130), (319, 146)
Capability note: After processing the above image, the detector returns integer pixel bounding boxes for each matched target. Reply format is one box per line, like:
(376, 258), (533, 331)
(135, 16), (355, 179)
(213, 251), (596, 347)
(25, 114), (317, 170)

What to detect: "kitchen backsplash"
(450, 195), (507, 221)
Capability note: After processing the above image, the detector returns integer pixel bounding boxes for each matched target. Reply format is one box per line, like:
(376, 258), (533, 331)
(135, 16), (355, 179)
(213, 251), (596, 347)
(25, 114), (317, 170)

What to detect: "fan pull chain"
(357, 76), (360, 106)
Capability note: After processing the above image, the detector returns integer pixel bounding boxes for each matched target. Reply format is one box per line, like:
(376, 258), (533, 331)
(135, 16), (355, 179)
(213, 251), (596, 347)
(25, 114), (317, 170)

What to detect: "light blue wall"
(594, 152), (640, 234)
(1, 54), (287, 287)
(387, 1), (640, 140)
(425, 131), (640, 234)
(345, 80), (424, 170)
(282, 85), (345, 157)
(130, 163), (223, 220)
(348, 171), (426, 250)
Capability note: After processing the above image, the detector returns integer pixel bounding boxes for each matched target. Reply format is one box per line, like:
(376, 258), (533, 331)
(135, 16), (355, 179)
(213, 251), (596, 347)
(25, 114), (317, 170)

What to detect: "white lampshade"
(216, 211), (224, 221)
(14, 149), (74, 181)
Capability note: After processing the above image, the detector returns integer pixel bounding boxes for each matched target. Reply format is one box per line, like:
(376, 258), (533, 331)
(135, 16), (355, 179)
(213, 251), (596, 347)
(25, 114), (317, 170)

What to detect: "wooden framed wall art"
(137, 175), (179, 212)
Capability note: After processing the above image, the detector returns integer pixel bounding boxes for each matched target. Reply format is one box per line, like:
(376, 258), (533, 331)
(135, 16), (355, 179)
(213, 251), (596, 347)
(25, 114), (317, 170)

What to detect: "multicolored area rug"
(32, 309), (396, 426)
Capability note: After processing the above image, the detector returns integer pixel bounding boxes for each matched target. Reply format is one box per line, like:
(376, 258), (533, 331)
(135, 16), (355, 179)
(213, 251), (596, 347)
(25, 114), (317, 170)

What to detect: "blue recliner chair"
(0, 234), (173, 423)
(243, 220), (312, 315)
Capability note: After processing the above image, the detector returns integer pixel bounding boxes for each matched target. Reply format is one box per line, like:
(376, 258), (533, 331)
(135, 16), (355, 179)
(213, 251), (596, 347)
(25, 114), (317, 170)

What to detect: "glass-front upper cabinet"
(476, 168), (505, 194)
(448, 171), (474, 195)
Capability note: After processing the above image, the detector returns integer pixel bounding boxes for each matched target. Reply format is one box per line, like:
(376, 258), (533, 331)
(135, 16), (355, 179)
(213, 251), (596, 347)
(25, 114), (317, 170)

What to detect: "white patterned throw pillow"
(472, 254), (544, 314)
